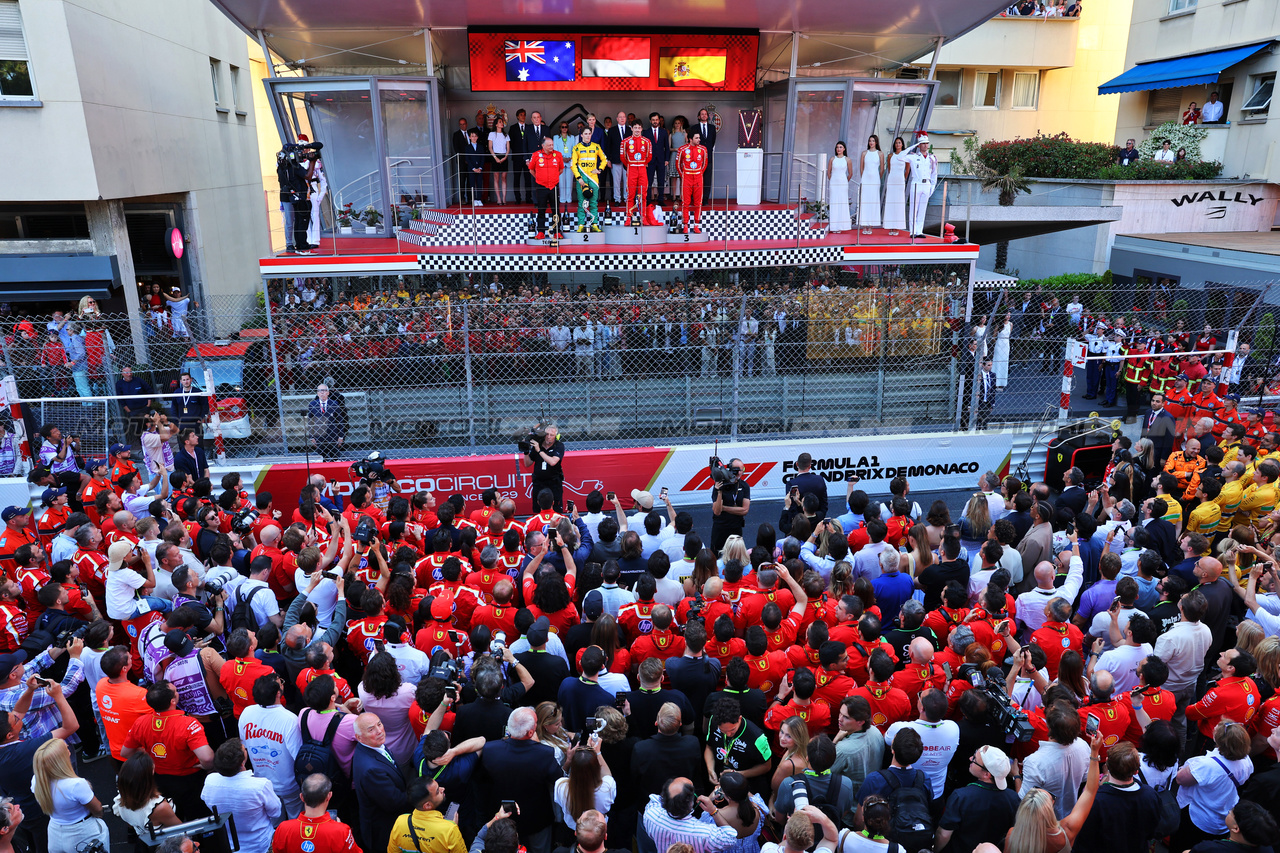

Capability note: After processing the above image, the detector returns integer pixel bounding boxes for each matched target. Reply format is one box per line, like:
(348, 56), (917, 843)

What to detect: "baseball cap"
(979, 746), (1012, 790)
(0, 650), (27, 676)
(109, 443), (130, 456)
(164, 628), (195, 658)
(107, 539), (134, 569)
(430, 594), (455, 621)
(40, 487), (66, 506)
(631, 489), (654, 510)
(85, 458), (108, 473)
(526, 615), (551, 647)
(1, 506), (31, 522)
(582, 589), (604, 620)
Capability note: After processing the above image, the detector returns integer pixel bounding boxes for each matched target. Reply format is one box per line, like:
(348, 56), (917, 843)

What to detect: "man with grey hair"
(873, 548), (914, 626)
(352, 712), (408, 853)
(155, 836), (195, 853)
(482, 706), (563, 853)
(306, 382), (347, 461)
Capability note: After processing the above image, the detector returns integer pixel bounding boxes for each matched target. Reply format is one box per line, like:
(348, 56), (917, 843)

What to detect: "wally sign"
(249, 431), (1012, 515)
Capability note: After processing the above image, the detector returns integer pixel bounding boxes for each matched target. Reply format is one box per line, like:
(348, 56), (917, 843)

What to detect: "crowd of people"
(998, 1), (1082, 18)
(0, 399), (1279, 853)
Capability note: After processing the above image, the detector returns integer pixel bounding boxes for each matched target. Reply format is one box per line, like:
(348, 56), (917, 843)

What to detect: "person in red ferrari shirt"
(811, 641), (856, 716)
(1186, 647), (1261, 739)
(219, 628), (277, 716)
(890, 637), (947, 707)
(787, 621), (828, 670)
(345, 588), (390, 667)
(1124, 655), (1177, 743)
(677, 577), (734, 628)
(629, 604), (686, 665)
(920, 582), (969, 647)
(966, 586), (1016, 662)
(843, 615), (899, 685)
(296, 642), (356, 705)
(79, 460), (113, 525)
(415, 595), (472, 659)
(0, 578), (27, 651)
(1078, 670), (1133, 759)
(270, 773), (362, 853)
(764, 668), (832, 737)
(850, 649), (913, 731)
(758, 568), (808, 651)
(0, 505), (38, 578)
(470, 579), (519, 640)
(1030, 597), (1084, 680)
(742, 624), (790, 696)
(428, 558), (483, 632)
(121, 680), (216, 803)
(35, 488), (71, 552)
(738, 564), (797, 628)
(618, 574), (660, 640)
(708, 614), (748, 672)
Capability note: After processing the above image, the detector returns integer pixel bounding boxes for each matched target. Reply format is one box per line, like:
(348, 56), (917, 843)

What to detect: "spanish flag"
(659, 47), (727, 88)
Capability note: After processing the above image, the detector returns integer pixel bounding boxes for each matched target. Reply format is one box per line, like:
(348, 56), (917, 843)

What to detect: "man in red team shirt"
(471, 580), (519, 640)
(121, 680), (216, 807)
(296, 642), (356, 705)
(345, 588), (389, 667)
(738, 565), (797, 628)
(810, 641), (856, 715)
(629, 605), (686, 664)
(677, 131), (708, 234)
(677, 577), (733, 628)
(527, 135), (565, 240)
(618, 575), (659, 640)
(1186, 647), (1261, 740)
(219, 628), (277, 716)
(890, 638), (947, 706)
(270, 773), (362, 853)
(1079, 670), (1133, 759)
(764, 668), (832, 737)
(1125, 655), (1177, 743)
(0, 579), (27, 651)
(1030, 597), (1084, 680)
(843, 615), (899, 685)
(0, 506), (37, 578)
(850, 649), (912, 731)
(742, 624), (790, 695)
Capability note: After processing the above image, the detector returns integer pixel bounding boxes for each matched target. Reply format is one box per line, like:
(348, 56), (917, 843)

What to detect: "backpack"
(230, 584), (271, 632)
(881, 769), (934, 853)
(838, 830), (901, 853)
(295, 709), (346, 788)
(798, 776), (845, 836)
(1136, 767), (1180, 839)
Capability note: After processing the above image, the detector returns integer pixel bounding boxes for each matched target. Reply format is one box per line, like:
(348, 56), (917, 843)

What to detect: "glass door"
(379, 79), (442, 224)
(789, 82), (847, 204)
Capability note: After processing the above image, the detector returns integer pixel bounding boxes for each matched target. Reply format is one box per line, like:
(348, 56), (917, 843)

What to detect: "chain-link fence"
(8, 271), (1278, 461)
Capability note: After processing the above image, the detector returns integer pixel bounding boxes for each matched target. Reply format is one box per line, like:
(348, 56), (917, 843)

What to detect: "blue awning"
(1098, 40), (1274, 95)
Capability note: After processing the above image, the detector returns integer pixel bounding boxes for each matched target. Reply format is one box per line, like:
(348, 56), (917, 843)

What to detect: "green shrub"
(977, 132), (1116, 180)
(1095, 159), (1223, 180)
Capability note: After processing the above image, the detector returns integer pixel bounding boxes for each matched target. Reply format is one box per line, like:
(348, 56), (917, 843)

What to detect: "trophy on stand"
(736, 108), (764, 206)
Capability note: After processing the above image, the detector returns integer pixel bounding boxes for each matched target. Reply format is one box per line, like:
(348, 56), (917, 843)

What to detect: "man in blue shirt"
(787, 453), (829, 517)
(556, 646), (614, 732)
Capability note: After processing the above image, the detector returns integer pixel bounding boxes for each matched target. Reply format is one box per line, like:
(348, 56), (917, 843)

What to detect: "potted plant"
(338, 203), (355, 234)
(808, 199), (829, 225)
(362, 205), (383, 231)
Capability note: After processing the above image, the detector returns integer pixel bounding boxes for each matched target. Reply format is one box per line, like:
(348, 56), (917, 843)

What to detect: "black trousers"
(533, 186), (558, 234)
(293, 204), (312, 250)
(513, 159), (531, 202)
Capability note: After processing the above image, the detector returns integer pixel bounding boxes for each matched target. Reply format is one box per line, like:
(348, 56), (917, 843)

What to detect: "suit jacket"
(481, 738), (563, 836)
(1017, 522), (1053, 578)
(452, 128), (473, 157)
(509, 123), (530, 155)
(463, 141), (485, 172)
(646, 126), (670, 165)
(693, 119), (717, 152)
(1144, 517), (1180, 568)
(1056, 486), (1088, 518)
(526, 124), (548, 156)
(586, 126), (606, 148)
(307, 396), (347, 443)
(352, 743), (409, 853)
(603, 125), (625, 161)
(1142, 409), (1178, 464)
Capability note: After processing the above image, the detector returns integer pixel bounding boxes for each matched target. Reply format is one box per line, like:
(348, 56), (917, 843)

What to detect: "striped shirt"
(0, 651), (85, 740)
(642, 794), (739, 853)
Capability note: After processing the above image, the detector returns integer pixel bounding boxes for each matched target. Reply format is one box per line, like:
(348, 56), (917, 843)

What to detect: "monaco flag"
(581, 36), (651, 77)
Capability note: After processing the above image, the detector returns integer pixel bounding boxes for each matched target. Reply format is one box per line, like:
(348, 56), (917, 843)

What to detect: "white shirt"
(1201, 100), (1224, 122)
(1095, 642), (1153, 693)
(880, 501), (922, 522)
(1176, 749), (1252, 835)
(639, 531), (668, 559)
(387, 642), (431, 684)
(1154, 148), (1176, 163)
(105, 567), (147, 620)
(1153, 619), (1212, 692)
(669, 558), (697, 589)
(122, 491), (156, 520)
(236, 579), (281, 627)
(581, 511), (609, 543)
(201, 770), (281, 853)
(968, 568), (996, 605)
(1087, 607), (1140, 652)
(884, 719), (959, 798)
(294, 569), (339, 627)
(554, 775), (618, 829)
(508, 630), (569, 665)
(597, 671), (631, 696)
(1015, 588), (1058, 634)
(238, 703), (303, 797)
(46, 777), (95, 825)
(654, 578), (685, 607)
(1021, 738), (1090, 819)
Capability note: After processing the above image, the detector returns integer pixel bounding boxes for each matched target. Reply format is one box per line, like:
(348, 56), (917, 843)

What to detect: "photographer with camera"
(520, 424), (566, 512)
(710, 457), (751, 551)
(277, 139), (320, 254)
(170, 566), (227, 641)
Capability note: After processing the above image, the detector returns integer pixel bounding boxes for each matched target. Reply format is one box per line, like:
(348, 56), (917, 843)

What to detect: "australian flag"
(505, 39), (576, 83)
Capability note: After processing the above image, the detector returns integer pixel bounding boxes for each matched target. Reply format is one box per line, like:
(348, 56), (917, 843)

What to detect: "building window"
(0, 0), (36, 100)
(1168, 0), (1197, 12)
(1147, 88), (1182, 125)
(229, 64), (241, 110)
(974, 71), (1000, 109)
(935, 70), (962, 108)
(1241, 74), (1274, 117)
(209, 58), (222, 106)
(1012, 72), (1039, 109)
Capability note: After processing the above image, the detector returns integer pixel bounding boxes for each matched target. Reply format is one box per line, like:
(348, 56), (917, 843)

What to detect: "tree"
(979, 165), (1031, 272)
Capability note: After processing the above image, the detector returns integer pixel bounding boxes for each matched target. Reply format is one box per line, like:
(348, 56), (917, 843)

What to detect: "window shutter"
(1147, 88), (1181, 125)
(0, 1), (30, 61)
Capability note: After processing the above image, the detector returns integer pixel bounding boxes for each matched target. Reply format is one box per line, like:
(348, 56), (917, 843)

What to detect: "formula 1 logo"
(681, 462), (776, 492)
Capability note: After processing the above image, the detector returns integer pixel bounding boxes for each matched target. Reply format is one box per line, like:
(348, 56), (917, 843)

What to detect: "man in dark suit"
(352, 713), (409, 853)
(452, 117), (474, 204)
(462, 129), (486, 204)
(525, 110), (548, 203)
(1056, 467), (1089, 517)
(306, 382), (347, 461)
(976, 357), (997, 430)
(605, 110), (628, 205)
(694, 108), (717, 202)
(1142, 393), (1178, 467)
(509, 109), (531, 203)
(645, 112), (669, 203)
(481, 706), (564, 853)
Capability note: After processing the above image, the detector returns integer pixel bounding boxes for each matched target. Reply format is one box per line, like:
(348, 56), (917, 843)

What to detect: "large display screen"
(469, 29), (759, 92)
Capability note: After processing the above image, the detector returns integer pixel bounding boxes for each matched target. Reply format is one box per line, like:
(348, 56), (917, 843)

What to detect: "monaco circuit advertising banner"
(251, 432), (1013, 516)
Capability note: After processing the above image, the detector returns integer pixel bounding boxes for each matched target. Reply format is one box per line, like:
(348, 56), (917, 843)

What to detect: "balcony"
(918, 15), (1079, 70)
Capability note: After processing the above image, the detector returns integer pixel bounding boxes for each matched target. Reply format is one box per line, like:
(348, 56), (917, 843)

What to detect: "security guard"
(1083, 320), (1109, 400)
(1102, 331), (1125, 407)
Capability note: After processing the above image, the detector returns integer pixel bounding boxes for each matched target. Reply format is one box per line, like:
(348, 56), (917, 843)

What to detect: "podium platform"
(600, 224), (669, 246)
(667, 229), (710, 244)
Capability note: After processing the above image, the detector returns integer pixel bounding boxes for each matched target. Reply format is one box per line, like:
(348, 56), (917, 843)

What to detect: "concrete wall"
(1114, 0), (1280, 181)
(1110, 236), (1280, 287)
(0, 0), (268, 304)
(920, 1), (1132, 164)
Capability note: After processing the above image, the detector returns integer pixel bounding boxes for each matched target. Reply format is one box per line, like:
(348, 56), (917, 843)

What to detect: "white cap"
(630, 489), (654, 510)
(979, 745), (1012, 790)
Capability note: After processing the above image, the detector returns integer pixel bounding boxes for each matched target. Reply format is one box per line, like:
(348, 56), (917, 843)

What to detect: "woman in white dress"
(827, 141), (853, 232)
(488, 116), (510, 204)
(994, 312), (1012, 388)
(973, 315), (989, 357)
(884, 136), (910, 230)
(859, 135), (884, 228)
